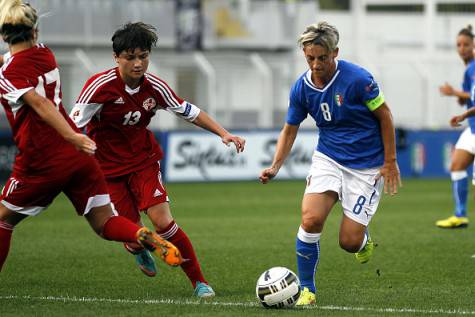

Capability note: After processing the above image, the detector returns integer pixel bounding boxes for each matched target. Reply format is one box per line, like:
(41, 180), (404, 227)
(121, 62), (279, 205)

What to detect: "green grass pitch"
(1, 179), (474, 316)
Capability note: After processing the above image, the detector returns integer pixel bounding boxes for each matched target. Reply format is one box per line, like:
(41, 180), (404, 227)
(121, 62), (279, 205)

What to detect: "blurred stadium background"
(17, 0), (475, 130)
(0, 0), (473, 182)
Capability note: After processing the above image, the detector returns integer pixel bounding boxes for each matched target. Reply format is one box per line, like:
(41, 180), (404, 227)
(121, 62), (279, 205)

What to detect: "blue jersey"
(464, 60), (475, 133)
(286, 60), (385, 169)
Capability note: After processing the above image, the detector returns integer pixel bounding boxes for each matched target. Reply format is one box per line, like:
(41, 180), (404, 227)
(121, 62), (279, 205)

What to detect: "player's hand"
(259, 166), (278, 184)
(222, 133), (246, 153)
(66, 133), (97, 155)
(450, 115), (465, 127)
(439, 83), (455, 96)
(376, 160), (401, 196)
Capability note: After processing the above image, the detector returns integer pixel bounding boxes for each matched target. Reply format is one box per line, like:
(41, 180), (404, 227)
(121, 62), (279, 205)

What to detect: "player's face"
(114, 48), (150, 87)
(303, 44), (338, 82)
(456, 34), (474, 63)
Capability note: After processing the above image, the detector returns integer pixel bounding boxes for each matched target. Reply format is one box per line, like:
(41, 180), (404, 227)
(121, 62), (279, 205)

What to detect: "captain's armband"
(365, 91), (385, 111)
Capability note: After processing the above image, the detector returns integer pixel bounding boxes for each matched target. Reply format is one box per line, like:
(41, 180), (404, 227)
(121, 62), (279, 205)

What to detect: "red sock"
(0, 220), (14, 272)
(158, 221), (206, 288)
(102, 216), (142, 243)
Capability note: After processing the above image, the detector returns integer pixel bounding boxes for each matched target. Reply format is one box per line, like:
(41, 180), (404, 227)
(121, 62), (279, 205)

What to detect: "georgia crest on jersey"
(286, 60), (385, 169)
(0, 44), (79, 177)
(70, 68), (200, 177)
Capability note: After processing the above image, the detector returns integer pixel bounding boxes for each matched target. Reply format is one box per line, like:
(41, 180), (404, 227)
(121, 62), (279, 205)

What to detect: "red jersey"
(0, 44), (80, 177)
(70, 68), (200, 178)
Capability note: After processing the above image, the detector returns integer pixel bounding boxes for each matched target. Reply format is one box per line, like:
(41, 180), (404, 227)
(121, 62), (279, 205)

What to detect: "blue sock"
(296, 226), (320, 294)
(451, 171), (468, 217)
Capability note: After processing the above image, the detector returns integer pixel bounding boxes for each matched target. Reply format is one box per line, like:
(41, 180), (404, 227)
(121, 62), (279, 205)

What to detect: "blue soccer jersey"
(286, 60), (385, 169)
(464, 60), (475, 133)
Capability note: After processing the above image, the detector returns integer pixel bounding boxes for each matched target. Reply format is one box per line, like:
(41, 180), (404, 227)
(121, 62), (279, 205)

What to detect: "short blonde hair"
(0, 0), (37, 44)
(298, 21), (339, 52)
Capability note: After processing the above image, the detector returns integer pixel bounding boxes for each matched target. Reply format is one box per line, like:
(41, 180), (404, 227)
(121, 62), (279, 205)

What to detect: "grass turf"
(1, 179), (474, 316)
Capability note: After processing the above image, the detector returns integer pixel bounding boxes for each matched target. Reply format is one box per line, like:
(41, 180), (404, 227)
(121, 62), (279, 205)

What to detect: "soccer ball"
(256, 267), (301, 308)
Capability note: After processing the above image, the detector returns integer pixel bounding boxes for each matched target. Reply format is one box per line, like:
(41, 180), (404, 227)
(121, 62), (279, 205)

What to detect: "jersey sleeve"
(0, 68), (36, 103)
(146, 74), (200, 121)
(356, 72), (385, 111)
(165, 101), (201, 122)
(69, 76), (106, 128)
(286, 81), (308, 125)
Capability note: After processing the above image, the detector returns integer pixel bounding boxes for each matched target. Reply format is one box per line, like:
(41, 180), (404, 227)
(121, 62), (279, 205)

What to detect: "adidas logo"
(114, 97), (125, 104)
(153, 189), (162, 197)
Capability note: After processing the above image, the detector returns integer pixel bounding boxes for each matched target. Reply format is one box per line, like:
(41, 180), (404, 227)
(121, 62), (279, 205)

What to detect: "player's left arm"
(191, 110), (245, 153)
(372, 103), (402, 195)
(359, 73), (401, 195)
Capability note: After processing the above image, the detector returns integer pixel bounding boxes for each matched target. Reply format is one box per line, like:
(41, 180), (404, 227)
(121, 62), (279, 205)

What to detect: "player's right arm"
(22, 90), (97, 155)
(260, 80), (307, 184)
(259, 123), (299, 184)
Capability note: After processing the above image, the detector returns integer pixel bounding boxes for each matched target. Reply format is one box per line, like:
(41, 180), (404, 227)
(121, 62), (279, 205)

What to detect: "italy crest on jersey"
(335, 94), (343, 106)
(143, 97), (157, 111)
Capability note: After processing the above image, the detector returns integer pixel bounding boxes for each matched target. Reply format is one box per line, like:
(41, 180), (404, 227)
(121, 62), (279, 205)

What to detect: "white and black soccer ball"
(256, 267), (301, 309)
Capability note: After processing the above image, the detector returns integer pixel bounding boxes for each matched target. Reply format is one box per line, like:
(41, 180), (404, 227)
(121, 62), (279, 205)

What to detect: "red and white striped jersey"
(0, 44), (80, 177)
(70, 68), (200, 178)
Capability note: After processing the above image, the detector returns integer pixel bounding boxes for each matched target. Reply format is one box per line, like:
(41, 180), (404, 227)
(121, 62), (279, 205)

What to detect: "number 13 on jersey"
(123, 111), (141, 125)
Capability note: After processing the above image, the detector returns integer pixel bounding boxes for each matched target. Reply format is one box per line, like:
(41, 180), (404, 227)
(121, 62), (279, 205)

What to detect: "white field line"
(1, 295), (475, 315)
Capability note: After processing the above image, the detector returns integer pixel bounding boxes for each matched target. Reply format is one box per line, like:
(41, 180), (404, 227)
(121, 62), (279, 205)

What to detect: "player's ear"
(333, 47), (339, 58)
(113, 53), (119, 64)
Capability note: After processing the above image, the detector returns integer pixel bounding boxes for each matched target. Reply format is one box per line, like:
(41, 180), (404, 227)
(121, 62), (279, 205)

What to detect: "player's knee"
(0, 206), (27, 226)
(86, 205), (114, 236)
(90, 220), (104, 236)
(450, 161), (469, 171)
(339, 235), (360, 253)
(146, 203), (173, 231)
(300, 214), (323, 232)
(450, 164), (462, 172)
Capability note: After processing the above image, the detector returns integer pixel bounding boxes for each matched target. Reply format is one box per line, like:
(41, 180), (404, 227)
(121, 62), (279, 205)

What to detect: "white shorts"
(305, 151), (384, 226)
(455, 128), (475, 154)
(454, 128), (475, 184)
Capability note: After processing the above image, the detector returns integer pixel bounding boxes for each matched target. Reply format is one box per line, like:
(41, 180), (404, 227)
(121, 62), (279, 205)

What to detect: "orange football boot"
(136, 227), (184, 267)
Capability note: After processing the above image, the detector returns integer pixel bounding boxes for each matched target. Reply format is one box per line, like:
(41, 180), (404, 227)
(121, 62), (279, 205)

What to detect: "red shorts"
(106, 161), (169, 224)
(1, 154), (111, 216)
